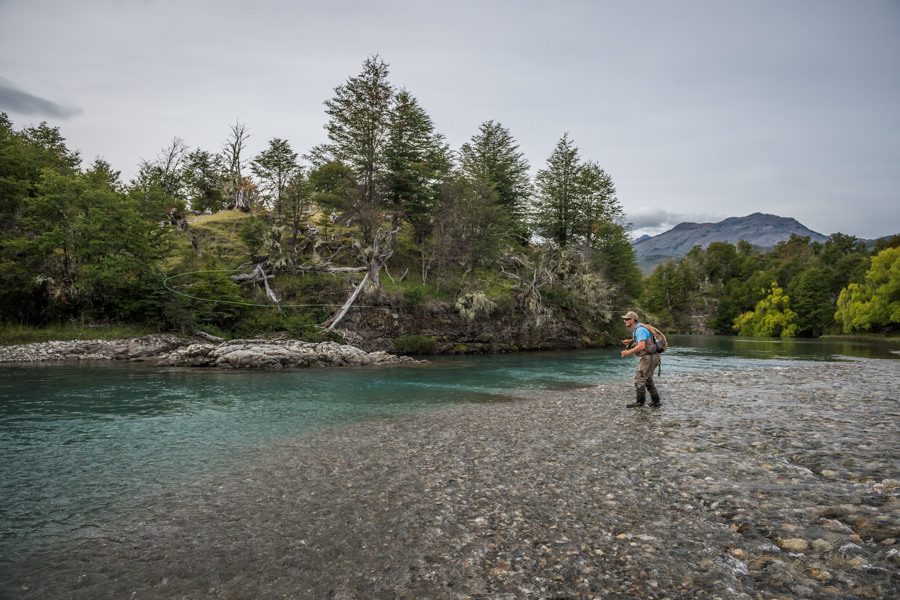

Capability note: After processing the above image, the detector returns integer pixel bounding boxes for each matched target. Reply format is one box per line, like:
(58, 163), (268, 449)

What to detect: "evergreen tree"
(384, 89), (450, 232)
(309, 55), (394, 244)
(459, 120), (531, 243)
(533, 134), (581, 247)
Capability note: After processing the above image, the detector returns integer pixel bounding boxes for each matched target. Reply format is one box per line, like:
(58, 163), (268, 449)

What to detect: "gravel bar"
(3, 360), (899, 599)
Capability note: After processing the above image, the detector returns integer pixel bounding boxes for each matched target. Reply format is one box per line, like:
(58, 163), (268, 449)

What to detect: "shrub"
(392, 335), (437, 355)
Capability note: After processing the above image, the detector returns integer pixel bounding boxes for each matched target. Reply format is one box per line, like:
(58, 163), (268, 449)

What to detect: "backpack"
(641, 324), (668, 354)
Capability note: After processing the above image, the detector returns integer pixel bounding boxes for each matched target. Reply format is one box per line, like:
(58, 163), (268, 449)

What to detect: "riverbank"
(0, 334), (419, 368)
(3, 360), (899, 599)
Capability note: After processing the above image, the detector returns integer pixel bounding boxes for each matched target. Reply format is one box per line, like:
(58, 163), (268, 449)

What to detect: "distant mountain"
(632, 212), (829, 273)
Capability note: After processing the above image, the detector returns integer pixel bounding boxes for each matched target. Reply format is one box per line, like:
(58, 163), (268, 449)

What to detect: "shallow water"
(1, 335), (897, 570)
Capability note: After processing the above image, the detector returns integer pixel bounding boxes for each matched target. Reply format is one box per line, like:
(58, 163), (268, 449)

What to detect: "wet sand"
(3, 359), (899, 599)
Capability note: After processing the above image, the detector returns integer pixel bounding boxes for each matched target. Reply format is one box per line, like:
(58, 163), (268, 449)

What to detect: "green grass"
(0, 322), (161, 346)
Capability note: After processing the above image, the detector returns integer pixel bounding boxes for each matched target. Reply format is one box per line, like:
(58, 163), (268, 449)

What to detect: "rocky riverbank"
(0, 335), (419, 368)
(3, 359), (898, 599)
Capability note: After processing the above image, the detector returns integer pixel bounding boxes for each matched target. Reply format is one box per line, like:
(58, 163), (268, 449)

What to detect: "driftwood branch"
(321, 227), (399, 331)
(191, 329), (225, 343)
(323, 271), (369, 331)
(231, 263), (280, 305)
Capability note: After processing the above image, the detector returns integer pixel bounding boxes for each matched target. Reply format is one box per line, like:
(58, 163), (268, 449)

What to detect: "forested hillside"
(3, 57), (897, 348)
(0, 57), (641, 350)
(640, 234), (900, 336)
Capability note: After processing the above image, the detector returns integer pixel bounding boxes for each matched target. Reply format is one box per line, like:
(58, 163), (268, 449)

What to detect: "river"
(1, 335), (898, 597)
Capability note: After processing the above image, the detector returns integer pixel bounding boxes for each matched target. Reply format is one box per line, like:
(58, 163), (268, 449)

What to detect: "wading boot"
(626, 392), (646, 408)
(649, 394), (662, 408)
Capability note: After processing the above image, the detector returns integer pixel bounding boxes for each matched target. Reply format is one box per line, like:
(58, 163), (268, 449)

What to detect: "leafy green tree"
(308, 160), (355, 215)
(834, 246), (900, 333)
(383, 88), (450, 243)
(0, 116), (85, 322)
(591, 220), (641, 301)
(579, 161), (624, 241)
(817, 233), (870, 300)
(75, 160), (173, 319)
(641, 261), (687, 329)
(733, 282), (799, 337)
(703, 241), (739, 282)
(790, 266), (833, 336)
(533, 133), (582, 247)
(458, 120), (531, 243)
(183, 149), (227, 213)
(433, 172), (508, 286)
(309, 55), (394, 244)
(281, 170), (313, 261)
(7, 159), (171, 323)
(251, 138), (300, 215)
(873, 234), (900, 254)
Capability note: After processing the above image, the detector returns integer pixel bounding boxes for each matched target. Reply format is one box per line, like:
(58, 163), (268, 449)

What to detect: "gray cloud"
(0, 78), (82, 119)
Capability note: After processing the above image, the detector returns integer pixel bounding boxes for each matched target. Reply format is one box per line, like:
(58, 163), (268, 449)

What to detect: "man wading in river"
(620, 311), (662, 408)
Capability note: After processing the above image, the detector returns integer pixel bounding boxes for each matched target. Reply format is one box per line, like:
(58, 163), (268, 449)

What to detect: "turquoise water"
(1, 335), (897, 563)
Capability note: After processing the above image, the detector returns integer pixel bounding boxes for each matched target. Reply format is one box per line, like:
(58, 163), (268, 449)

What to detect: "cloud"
(626, 207), (727, 239)
(0, 78), (82, 119)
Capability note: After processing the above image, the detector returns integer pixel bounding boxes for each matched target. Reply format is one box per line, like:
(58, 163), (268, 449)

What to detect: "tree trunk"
(324, 272), (369, 331)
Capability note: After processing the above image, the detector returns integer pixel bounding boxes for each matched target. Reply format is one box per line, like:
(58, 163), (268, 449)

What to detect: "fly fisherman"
(620, 311), (662, 408)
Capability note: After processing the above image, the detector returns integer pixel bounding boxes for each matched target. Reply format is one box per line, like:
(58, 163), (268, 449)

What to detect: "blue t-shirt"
(633, 324), (651, 344)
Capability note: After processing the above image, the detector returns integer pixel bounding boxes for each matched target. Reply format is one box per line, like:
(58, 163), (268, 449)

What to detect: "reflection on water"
(1, 335), (897, 563)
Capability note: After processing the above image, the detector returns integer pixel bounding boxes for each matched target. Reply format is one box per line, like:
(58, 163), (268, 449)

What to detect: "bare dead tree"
(323, 227), (397, 331)
(222, 120), (252, 212)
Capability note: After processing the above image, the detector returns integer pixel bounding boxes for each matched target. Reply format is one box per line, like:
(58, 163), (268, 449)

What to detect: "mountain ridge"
(632, 212), (830, 273)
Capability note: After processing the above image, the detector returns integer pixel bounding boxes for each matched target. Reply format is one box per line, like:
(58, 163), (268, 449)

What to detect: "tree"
(816, 232), (870, 301)
(75, 160), (172, 319)
(791, 266), (833, 336)
(222, 120), (252, 212)
(433, 172), (509, 286)
(733, 283), (799, 337)
(533, 133), (581, 247)
(183, 149), (227, 213)
(383, 89), (450, 248)
(309, 55), (394, 244)
(250, 138), (300, 215)
(459, 120), (531, 243)
(9, 159), (171, 324)
(281, 170), (313, 262)
(834, 246), (900, 333)
(579, 161), (625, 244)
(137, 137), (187, 200)
(590, 220), (642, 302)
(641, 261), (687, 329)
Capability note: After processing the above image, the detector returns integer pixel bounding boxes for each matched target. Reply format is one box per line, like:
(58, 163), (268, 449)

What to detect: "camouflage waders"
(630, 350), (661, 407)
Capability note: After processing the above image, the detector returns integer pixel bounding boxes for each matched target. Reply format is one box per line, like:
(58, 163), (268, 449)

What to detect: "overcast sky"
(2, 0), (898, 239)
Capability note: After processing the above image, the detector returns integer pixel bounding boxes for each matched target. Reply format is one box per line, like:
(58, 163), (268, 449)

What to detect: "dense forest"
(0, 57), (641, 347)
(1, 56), (897, 346)
(641, 234), (899, 336)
